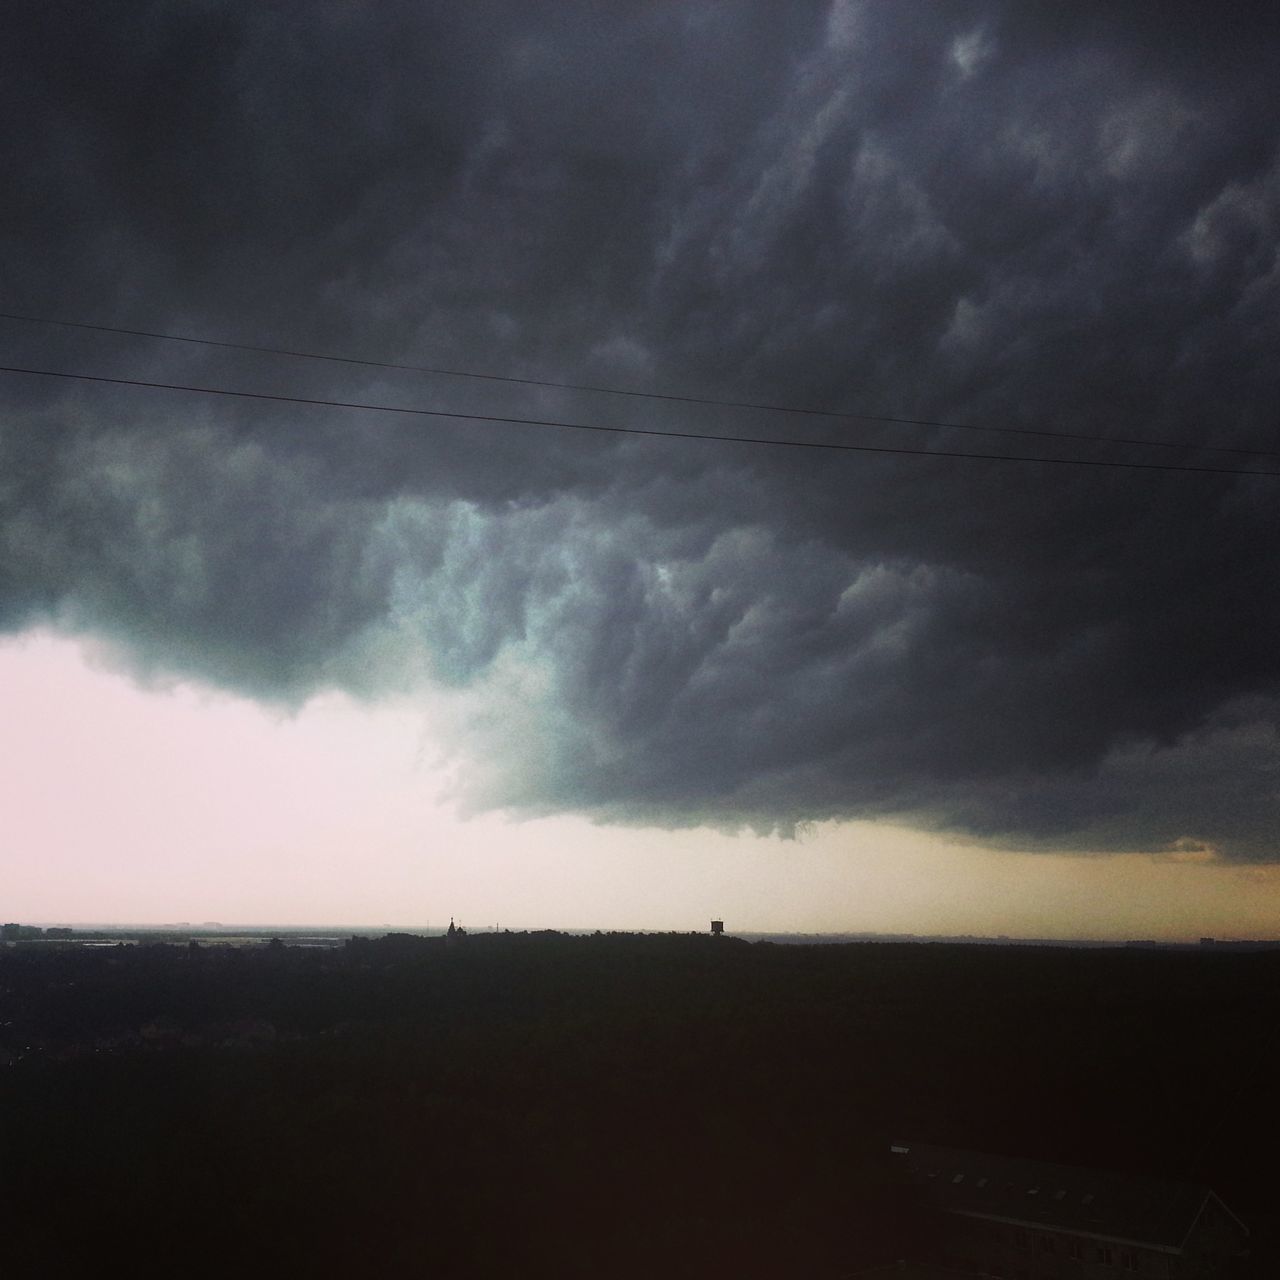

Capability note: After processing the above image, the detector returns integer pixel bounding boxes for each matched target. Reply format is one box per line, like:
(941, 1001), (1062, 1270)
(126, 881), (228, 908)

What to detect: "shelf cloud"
(3, 2), (1278, 857)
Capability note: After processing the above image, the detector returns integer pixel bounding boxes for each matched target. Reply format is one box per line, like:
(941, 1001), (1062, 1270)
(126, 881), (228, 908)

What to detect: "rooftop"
(888, 1142), (1244, 1251)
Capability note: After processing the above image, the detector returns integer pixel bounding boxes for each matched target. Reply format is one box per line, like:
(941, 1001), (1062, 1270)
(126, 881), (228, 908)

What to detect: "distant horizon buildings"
(6, 918), (1280, 951)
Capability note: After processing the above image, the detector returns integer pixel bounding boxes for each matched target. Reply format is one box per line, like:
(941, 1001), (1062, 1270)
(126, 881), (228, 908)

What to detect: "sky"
(2, 2), (1279, 936)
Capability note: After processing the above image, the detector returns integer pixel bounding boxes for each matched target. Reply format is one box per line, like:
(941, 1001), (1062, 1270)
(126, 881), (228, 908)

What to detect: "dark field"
(1, 933), (1274, 1275)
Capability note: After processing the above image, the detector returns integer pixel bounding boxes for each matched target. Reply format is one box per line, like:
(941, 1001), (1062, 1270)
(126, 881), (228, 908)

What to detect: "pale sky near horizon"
(6, 630), (1278, 941)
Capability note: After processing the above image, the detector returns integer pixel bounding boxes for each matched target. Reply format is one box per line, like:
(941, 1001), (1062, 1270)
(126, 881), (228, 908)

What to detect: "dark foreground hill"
(1, 932), (1275, 1275)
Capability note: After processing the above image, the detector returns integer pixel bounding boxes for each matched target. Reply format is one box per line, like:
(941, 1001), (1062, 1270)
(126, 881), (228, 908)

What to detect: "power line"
(2, 362), (1278, 478)
(2, 309), (1275, 462)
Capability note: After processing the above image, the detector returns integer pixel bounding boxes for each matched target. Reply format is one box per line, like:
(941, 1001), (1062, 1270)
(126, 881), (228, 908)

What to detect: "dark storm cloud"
(3, 1), (1279, 857)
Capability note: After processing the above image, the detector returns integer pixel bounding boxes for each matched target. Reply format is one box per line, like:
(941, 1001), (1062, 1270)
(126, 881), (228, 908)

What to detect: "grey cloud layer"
(3, 2), (1278, 856)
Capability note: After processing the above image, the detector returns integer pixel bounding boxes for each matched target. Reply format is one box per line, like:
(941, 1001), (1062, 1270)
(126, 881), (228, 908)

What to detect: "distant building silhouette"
(889, 1141), (1248, 1279)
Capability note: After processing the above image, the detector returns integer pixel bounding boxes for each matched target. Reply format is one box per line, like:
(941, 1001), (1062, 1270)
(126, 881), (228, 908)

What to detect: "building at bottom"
(888, 1142), (1248, 1280)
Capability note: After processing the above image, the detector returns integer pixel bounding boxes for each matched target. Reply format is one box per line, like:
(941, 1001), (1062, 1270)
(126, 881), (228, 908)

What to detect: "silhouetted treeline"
(1, 934), (1275, 1275)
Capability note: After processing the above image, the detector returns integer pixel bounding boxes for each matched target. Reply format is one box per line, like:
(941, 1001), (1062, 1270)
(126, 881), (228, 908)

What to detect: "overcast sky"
(3, 3), (1279, 934)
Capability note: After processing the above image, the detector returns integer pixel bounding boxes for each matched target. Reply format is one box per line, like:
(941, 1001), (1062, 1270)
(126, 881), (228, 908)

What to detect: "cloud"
(2, 2), (1279, 858)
